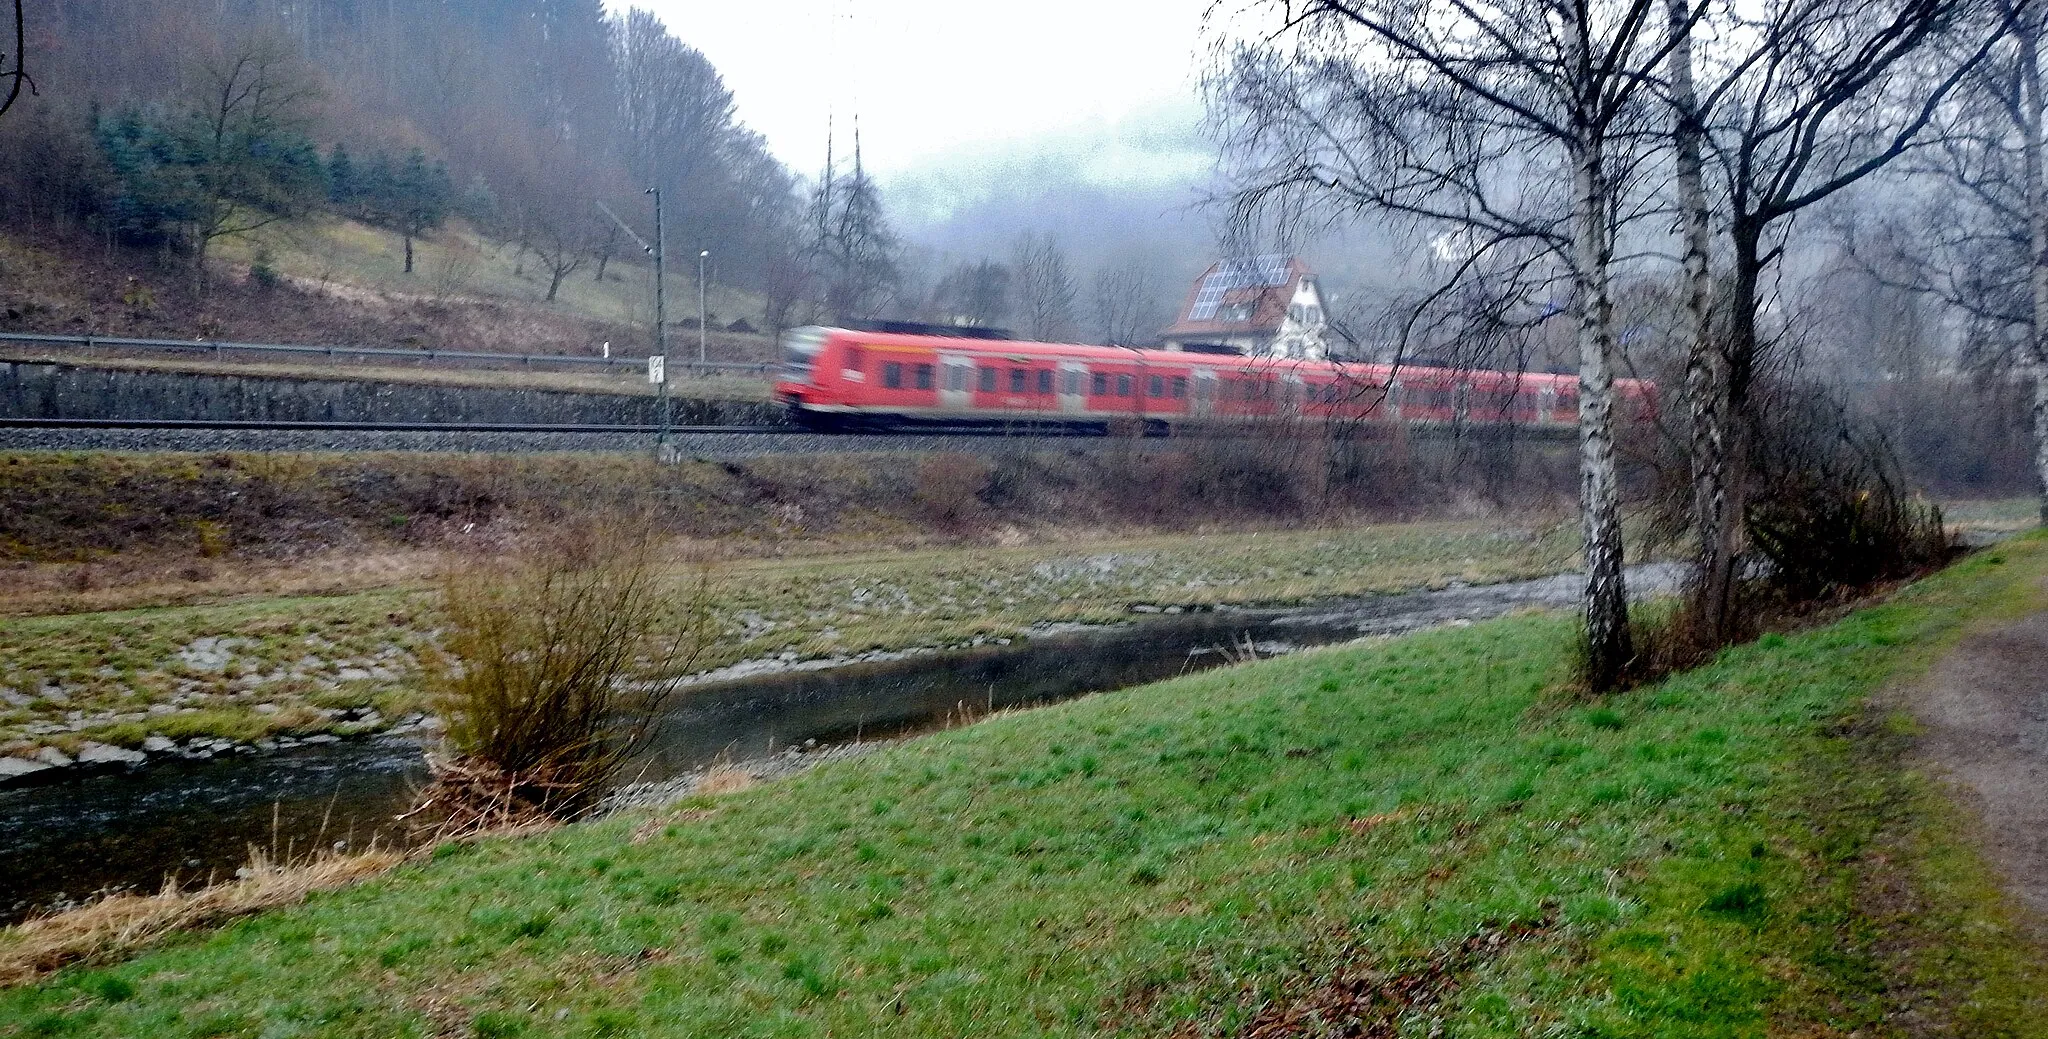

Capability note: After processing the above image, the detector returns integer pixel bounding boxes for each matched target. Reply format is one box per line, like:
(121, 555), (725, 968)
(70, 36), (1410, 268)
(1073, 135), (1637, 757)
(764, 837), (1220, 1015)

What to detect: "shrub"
(418, 516), (710, 826)
(913, 454), (991, 527)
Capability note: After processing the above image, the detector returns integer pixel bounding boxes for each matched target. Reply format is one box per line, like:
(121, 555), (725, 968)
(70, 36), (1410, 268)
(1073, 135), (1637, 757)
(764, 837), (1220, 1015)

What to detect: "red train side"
(772, 325), (1656, 433)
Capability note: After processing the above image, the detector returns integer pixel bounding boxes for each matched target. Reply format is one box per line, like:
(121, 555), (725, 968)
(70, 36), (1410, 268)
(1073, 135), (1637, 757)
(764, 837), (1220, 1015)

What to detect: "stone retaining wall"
(0, 361), (784, 426)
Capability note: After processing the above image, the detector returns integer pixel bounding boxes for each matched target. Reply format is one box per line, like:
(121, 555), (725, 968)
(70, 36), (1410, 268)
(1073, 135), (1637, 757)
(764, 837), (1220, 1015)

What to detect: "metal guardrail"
(0, 331), (777, 377)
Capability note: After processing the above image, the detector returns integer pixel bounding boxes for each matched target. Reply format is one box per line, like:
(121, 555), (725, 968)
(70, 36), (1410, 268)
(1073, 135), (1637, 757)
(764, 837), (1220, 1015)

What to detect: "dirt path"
(1909, 595), (2048, 924)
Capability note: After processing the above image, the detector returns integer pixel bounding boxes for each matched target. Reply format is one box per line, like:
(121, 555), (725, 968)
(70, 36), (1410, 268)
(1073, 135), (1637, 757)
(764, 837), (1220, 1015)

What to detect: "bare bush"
(913, 454), (992, 527)
(414, 517), (709, 829)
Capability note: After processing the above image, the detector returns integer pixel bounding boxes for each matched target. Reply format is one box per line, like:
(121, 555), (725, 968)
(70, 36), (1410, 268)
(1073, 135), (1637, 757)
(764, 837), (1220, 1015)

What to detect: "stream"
(0, 565), (1681, 923)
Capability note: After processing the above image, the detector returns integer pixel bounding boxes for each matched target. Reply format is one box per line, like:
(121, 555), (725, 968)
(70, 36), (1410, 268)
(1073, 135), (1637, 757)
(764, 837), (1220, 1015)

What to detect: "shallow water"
(0, 565), (1680, 923)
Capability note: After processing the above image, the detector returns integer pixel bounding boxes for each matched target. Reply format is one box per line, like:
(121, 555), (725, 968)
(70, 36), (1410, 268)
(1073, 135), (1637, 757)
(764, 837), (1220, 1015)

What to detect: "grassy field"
(215, 217), (768, 342)
(2, 537), (2044, 1035)
(0, 521), (1579, 753)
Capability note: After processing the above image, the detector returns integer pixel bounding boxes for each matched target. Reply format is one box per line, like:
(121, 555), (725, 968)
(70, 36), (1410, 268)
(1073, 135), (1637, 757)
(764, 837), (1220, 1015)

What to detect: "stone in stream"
(0, 756), (53, 785)
(75, 742), (146, 768)
(34, 747), (72, 768)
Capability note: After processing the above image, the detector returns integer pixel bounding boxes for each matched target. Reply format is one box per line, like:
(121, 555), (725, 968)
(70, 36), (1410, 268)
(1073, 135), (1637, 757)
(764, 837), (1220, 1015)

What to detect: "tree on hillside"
(185, 34), (325, 270)
(932, 259), (1011, 328)
(363, 147), (453, 274)
(1011, 231), (1077, 341)
(808, 131), (900, 323)
(1215, 0), (1681, 689)
(1092, 260), (1160, 346)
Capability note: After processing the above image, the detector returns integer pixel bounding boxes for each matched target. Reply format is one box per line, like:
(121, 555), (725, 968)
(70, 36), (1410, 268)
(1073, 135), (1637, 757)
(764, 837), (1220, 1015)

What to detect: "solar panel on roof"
(1186, 255), (1295, 321)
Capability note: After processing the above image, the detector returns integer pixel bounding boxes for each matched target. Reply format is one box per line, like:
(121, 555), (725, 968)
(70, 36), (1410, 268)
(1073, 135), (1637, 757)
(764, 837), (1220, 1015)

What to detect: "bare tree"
(807, 128), (900, 323)
(2, 0), (30, 120)
(1214, 0), (1682, 688)
(1011, 231), (1077, 341)
(932, 259), (1012, 328)
(1676, 0), (2007, 642)
(188, 34), (324, 271)
(1092, 261), (1160, 345)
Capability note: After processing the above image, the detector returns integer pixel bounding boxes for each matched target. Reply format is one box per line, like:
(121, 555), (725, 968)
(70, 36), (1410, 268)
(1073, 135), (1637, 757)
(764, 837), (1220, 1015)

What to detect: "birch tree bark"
(1667, 0), (1731, 637)
(2020, 10), (2048, 522)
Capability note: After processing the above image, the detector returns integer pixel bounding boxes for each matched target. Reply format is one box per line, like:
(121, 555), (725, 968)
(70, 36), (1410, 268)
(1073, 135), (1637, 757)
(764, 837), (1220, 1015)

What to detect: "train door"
(1192, 369), (1217, 419)
(1058, 362), (1088, 414)
(1282, 374), (1306, 417)
(940, 354), (973, 413)
(1537, 385), (1557, 425)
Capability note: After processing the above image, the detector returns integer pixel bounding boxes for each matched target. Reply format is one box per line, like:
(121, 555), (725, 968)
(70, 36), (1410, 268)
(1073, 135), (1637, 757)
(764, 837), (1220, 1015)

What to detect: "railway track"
(0, 417), (1135, 455)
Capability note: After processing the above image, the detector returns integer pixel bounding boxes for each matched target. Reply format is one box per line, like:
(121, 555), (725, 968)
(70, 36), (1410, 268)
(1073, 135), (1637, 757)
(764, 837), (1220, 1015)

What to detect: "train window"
(979, 367), (998, 392)
(882, 362), (903, 389)
(1063, 370), (1082, 395)
(947, 364), (967, 392)
(1147, 375), (1163, 397)
(1171, 377), (1187, 399)
(916, 364), (934, 390)
(1006, 368), (1023, 393)
(1196, 378), (1212, 401)
(1037, 370), (1053, 394)
(844, 346), (864, 374)
(1116, 374), (1132, 397)
(1092, 372), (1109, 396)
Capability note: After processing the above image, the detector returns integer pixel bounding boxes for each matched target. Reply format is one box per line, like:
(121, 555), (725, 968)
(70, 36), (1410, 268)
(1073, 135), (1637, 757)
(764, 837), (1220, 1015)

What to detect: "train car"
(773, 324), (1656, 434)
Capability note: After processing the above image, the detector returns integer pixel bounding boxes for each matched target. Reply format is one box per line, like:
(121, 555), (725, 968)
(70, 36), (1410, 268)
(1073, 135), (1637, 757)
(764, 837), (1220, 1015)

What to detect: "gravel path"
(1907, 588), (2048, 925)
(0, 427), (1149, 455)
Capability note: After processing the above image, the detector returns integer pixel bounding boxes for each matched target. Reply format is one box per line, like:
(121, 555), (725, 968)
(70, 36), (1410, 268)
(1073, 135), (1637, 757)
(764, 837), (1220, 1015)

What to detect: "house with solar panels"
(1158, 254), (1331, 360)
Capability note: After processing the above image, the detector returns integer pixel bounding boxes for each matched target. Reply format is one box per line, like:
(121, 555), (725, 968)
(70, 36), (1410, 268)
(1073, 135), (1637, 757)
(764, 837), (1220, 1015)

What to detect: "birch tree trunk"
(2021, 12), (2048, 524)
(1572, 134), (1634, 688)
(1669, 0), (1733, 634)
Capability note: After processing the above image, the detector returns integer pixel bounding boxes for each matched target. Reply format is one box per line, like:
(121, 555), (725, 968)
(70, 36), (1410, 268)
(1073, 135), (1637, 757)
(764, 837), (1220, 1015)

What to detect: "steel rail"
(0, 418), (792, 434)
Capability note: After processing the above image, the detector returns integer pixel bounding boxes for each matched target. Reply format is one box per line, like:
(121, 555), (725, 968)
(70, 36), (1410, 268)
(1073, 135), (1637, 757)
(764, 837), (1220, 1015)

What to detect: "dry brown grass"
(0, 849), (404, 988)
(0, 547), (445, 617)
(694, 766), (757, 796)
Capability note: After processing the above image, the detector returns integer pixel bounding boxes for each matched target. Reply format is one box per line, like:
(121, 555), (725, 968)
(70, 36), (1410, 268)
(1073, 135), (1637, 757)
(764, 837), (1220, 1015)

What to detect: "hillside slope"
(0, 220), (774, 362)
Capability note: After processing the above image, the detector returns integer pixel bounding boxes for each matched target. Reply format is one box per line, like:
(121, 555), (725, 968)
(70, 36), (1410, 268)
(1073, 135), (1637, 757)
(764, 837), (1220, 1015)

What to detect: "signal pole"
(648, 188), (671, 457)
(698, 250), (710, 367)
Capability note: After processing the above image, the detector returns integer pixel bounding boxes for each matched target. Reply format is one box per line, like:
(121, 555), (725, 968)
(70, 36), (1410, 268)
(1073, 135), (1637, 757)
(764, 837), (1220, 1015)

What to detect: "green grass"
(4, 538), (2044, 1036)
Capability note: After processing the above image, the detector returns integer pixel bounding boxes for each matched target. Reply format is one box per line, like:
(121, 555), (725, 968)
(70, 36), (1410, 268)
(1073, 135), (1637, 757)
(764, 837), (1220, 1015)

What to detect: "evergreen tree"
(327, 142), (356, 207)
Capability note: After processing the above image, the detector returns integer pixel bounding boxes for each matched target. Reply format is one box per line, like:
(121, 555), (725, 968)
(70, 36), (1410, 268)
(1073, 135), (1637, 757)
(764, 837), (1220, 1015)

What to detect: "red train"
(773, 324), (1656, 434)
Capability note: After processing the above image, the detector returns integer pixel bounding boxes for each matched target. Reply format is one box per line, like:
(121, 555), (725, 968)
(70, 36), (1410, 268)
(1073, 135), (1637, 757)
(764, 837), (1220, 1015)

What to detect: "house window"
(882, 362), (903, 389)
(915, 364), (934, 390)
(979, 367), (998, 392)
(1116, 374), (1132, 397)
(1092, 372), (1109, 395)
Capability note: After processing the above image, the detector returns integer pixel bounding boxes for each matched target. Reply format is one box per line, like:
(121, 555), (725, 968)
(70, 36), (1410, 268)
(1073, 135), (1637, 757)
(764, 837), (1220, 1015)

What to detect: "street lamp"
(698, 250), (710, 367)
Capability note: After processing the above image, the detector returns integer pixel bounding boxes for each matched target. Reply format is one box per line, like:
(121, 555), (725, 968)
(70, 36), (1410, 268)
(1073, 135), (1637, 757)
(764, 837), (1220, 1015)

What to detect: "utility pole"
(649, 188), (670, 456)
(698, 250), (710, 367)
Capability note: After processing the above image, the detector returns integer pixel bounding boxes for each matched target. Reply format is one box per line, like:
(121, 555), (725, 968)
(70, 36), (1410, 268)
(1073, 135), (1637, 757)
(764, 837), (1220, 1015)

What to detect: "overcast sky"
(614, 0), (1227, 180)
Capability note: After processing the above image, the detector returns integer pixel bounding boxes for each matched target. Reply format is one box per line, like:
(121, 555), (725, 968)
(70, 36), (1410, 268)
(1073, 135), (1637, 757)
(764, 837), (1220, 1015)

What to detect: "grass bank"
(0, 520), (1575, 753)
(4, 538), (2043, 1035)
